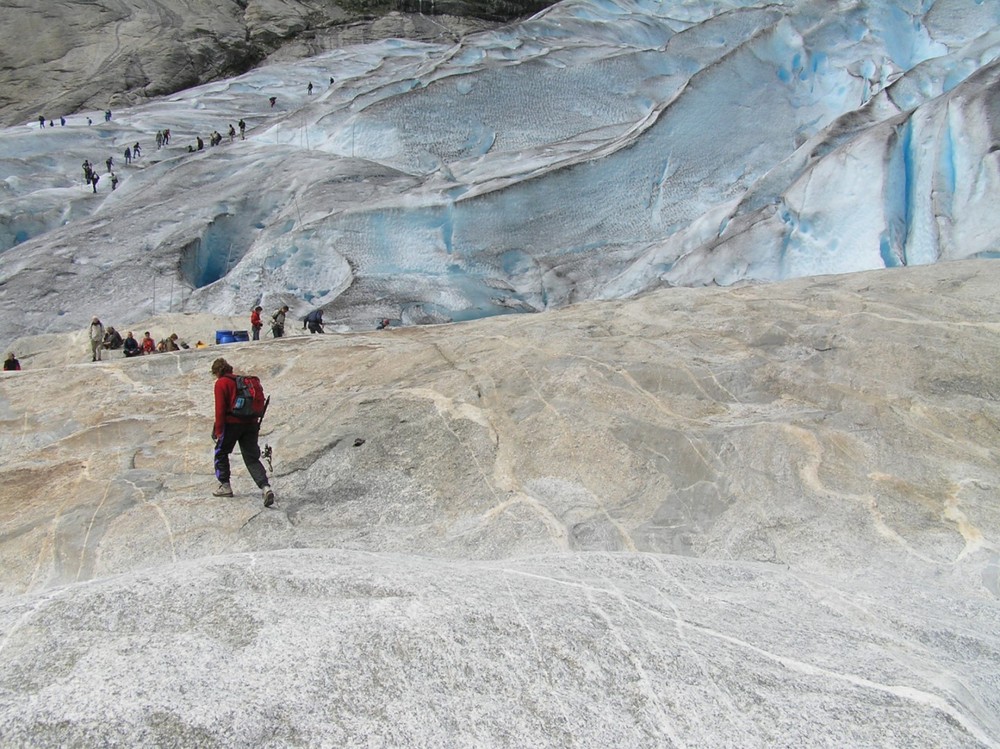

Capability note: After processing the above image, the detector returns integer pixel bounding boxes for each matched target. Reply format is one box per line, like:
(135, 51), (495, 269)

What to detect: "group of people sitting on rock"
(91, 318), (189, 361)
(122, 331), (189, 357)
(8, 305), (394, 371)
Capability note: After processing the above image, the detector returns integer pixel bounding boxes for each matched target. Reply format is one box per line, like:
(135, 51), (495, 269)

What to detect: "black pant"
(214, 420), (268, 488)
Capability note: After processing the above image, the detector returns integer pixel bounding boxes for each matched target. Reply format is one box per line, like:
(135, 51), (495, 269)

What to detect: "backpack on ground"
(229, 374), (268, 418)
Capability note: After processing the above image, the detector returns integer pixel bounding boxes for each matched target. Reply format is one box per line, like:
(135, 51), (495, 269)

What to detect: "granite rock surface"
(0, 260), (998, 746)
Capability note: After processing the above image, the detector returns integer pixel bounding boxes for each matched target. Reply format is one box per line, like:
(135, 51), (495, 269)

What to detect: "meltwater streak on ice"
(0, 0), (999, 344)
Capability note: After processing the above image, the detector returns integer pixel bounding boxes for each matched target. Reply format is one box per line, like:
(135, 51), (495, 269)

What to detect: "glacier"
(0, 0), (999, 346)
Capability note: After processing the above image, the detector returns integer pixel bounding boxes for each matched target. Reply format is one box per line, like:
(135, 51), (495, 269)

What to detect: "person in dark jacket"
(211, 357), (274, 506)
(103, 326), (123, 349)
(122, 332), (141, 357)
(303, 308), (324, 334)
(3, 352), (20, 371)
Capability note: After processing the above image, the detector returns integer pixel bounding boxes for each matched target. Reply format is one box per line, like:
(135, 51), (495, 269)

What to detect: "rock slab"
(0, 261), (998, 746)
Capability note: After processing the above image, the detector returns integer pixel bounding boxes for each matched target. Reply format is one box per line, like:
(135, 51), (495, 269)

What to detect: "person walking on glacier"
(210, 357), (274, 506)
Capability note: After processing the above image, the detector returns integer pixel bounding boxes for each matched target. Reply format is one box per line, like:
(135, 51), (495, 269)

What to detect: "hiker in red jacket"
(211, 357), (274, 506)
(250, 306), (263, 340)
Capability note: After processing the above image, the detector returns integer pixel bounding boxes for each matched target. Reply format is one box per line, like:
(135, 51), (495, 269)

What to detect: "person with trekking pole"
(210, 357), (275, 506)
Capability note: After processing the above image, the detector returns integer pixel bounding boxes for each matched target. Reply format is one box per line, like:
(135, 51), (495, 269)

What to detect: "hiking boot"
(262, 486), (275, 507)
(212, 482), (234, 497)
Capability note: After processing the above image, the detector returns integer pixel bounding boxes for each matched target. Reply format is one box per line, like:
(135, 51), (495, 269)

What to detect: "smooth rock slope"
(0, 260), (998, 746)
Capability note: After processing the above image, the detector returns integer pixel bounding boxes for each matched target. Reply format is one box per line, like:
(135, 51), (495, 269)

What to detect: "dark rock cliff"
(0, 0), (550, 127)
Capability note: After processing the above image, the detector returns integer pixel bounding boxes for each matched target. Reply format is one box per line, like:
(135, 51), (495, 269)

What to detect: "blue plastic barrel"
(216, 330), (235, 344)
(232, 330), (250, 342)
